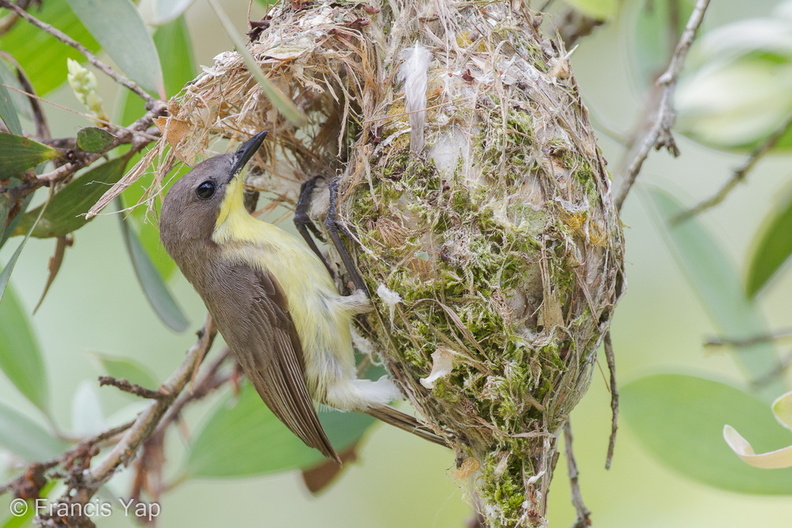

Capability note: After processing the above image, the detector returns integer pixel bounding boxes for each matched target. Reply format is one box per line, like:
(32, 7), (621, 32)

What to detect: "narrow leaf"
(0, 285), (49, 412)
(563, 0), (618, 19)
(648, 188), (784, 398)
(302, 443), (358, 494)
(115, 93), (178, 280)
(0, 133), (59, 178)
(187, 382), (375, 478)
(0, 401), (65, 461)
(0, 482), (55, 528)
(0, 184), (33, 249)
(0, 192), (49, 302)
(746, 194), (792, 296)
(117, 199), (188, 332)
(65, 0), (165, 98)
(154, 16), (197, 98)
(91, 351), (159, 389)
(0, 1), (101, 95)
(76, 127), (116, 153)
(13, 155), (131, 239)
(626, 0), (695, 88)
(208, 0), (307, 127)
(32, 236), (69, 313)
(0, 61), (22, 135)
(71, 381), (106, 436)
(148, 0), (196, 27)
(0, 193), (11, 244)
(623, 374), (792, 494)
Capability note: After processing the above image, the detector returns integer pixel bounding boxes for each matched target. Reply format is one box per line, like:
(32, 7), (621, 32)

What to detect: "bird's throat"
(212, 176), (261, 245)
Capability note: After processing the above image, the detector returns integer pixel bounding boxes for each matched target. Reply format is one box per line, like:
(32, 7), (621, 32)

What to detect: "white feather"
(398, 42), (432, 153)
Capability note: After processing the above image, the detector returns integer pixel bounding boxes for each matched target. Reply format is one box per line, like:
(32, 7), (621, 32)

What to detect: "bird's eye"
(195, 180), (216, 200)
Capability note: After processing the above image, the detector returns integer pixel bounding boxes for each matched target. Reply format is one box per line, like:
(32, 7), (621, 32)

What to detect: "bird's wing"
(207, 263), (339, 463)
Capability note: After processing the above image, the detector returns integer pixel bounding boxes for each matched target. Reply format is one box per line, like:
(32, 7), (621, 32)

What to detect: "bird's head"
(159, 131), (267, 254)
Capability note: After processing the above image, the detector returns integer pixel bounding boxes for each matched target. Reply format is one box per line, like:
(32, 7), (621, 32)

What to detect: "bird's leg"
(325, 178), (370, 297)
(294, 176), (336, 280)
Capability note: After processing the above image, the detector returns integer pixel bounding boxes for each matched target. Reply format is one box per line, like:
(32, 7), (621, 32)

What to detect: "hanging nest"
(154, 1), (625, 526)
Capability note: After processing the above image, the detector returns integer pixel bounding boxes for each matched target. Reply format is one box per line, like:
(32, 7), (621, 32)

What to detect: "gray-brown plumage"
(159, 132), (445, 462)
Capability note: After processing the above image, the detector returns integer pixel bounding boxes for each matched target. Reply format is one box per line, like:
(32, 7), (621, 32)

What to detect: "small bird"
(159, 131), (443, 462)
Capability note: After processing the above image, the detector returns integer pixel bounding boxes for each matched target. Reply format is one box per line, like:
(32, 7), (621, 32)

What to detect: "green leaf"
(90, 351), (159, 389)
(154, 16), (197, 98)
(622, 374), (792, 494)
(208, 0), (307, 127)
(0, 481), (55, 528)
(648, 188), (784, 398)
(0, 285), (49, 412)
(76, 127), (116, 153)
(0, 133), (59, 178)
(70, 381), (105, 436)
(675, 10), (792, 152)
(146, 0), (196, 26)
(13, 155), (131, 239)
(0, 1), (101, 96)
(0, 400), (65, 461)
(117, 199), (188, 332)
(0, 192), (48, 302)
(562, 0), (618, 19)
(188, 382), (376, 478)
(65, 0), (165, 98)
(746, 194), (792, 296)
(626, 0), (696, 88)
(0, 61), (22, 135)
(115, 92), (178, 280)
(0, 184), (33, 249)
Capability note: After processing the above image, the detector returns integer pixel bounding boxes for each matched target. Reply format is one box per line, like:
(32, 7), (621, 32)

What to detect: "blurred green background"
(3, 0), (792, 526)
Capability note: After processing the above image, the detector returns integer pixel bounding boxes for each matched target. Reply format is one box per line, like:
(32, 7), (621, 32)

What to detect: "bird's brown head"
(159, 131), (268, 263)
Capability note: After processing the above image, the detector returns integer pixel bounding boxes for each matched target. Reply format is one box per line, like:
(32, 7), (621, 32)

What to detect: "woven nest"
(154, 1), (625, 526)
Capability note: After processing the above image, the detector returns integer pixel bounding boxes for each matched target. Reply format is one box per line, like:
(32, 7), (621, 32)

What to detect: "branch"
(85, 317), (215, 487)
(98, 376), (167, 400)
(604, 331), (618, 470)
(614, 0), (711, 211)
(26, 317), (217, 526)
(24, 103), (165, 191)
(673, 111), (792, 223)
(0, 52), (50, 139)
(154, 348), (233, 437)
(0, 0), (157, 108)
(0, 420), (133, 497)
(705, 329), (792, 349)
(563, 421), (591, 528)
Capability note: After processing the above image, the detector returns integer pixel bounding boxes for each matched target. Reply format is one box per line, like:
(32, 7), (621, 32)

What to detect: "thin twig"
(705, 328), (792, 349)
(32, 317), (216, 526)
(154, 348), (233, 437)
(86, 317), (215, 485)
(750, 348), (792, 390)
(604, 331), (618, 470)
(98, 376), (167, 400)
(0, 52), (50, 139)
(563, 421), (591, 528)
(673, 112), (792, 223)
(30, 104), (165, 187)
(614, 0), (711, 211)
(0, 0), (157, 107)
(0, 420), (134, 496)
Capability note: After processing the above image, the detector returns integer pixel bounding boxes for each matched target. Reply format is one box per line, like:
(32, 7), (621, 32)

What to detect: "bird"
(159, 131), (445, 462)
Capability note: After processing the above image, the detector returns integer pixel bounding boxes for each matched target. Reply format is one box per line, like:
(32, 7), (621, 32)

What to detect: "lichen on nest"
(152, 1), (625, 526)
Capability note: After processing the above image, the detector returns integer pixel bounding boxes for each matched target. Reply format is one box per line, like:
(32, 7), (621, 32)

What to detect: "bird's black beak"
(229, 131), (268, 182)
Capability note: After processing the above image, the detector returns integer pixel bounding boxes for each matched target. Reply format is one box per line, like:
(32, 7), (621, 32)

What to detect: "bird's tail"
(366, 405), (449, 448)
